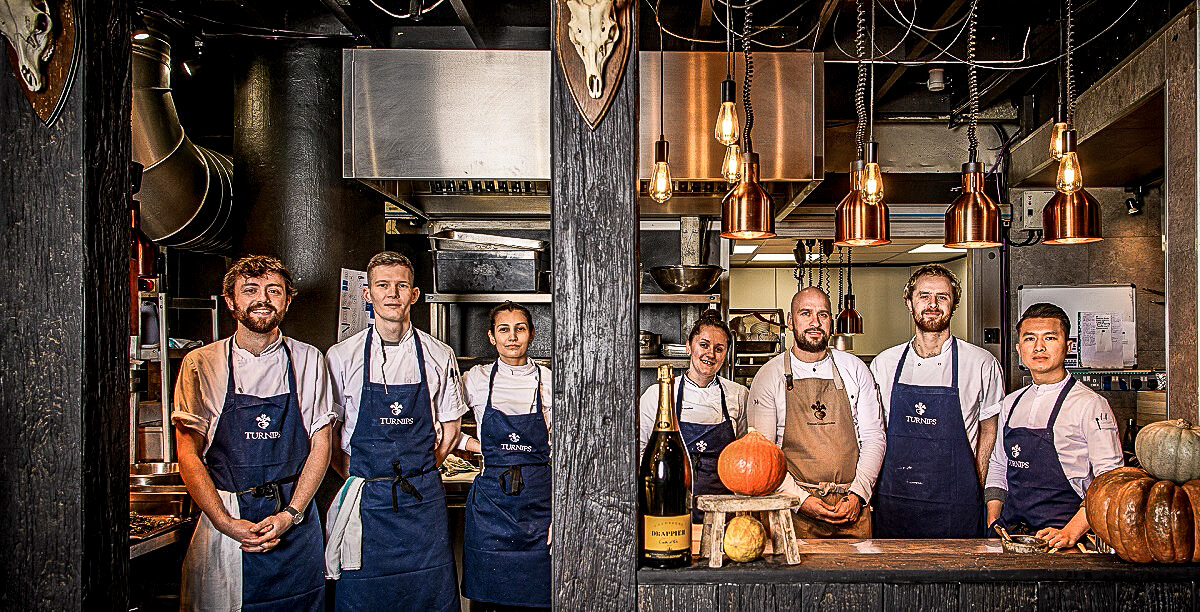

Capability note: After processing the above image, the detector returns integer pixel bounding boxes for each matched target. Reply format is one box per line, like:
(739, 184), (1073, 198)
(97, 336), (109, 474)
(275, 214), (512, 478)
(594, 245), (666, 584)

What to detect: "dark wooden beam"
(874, 0), (968, 101)
(550, 0), (639, 608)
(447, 0), (486, 48)
(0, 1), (131, 608)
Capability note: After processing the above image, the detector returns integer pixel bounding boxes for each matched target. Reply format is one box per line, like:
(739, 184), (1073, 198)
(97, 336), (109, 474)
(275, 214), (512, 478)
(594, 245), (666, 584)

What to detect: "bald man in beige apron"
(781, 352), (872, 539)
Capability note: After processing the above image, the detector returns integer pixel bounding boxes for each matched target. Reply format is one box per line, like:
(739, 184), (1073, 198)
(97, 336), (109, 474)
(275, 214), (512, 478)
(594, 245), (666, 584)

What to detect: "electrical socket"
(1020, 191), (1056, 231)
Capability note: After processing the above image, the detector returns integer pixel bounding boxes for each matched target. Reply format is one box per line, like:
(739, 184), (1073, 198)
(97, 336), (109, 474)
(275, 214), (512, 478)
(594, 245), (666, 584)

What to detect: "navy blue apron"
(336, 329), (458, 612)
(875, 340), (983, 538)
(204, 339), (324, 611)
(1000, 377), (1082, 531)
(675, 376), (736, 523)
(463, 362), (552, 608)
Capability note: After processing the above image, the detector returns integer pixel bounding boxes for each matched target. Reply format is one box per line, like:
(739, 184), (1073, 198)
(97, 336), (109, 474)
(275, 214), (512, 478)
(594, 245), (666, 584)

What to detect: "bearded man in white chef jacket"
(324, 251), (465, 611)
(174, 255), (333, 611)
(985, 302), (1123, 550)
(746, 286), (887, 538)
(870, 264), (1005, 538)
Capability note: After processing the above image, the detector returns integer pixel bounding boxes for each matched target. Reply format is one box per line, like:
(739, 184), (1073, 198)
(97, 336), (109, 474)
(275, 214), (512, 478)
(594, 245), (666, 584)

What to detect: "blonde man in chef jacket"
(985, 303), (1123, 550)
(870, 264), (1005, 538)
(325, 251), (465, 611)
(746, 286), (887, 538)
(174, 255), (333, 611)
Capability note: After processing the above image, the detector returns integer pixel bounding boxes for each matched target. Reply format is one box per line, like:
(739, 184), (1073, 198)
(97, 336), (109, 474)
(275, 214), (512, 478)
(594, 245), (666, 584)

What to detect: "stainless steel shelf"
(639, 358), (690, 368)
(426, 293), (720, 304)
(638, 293), (721, 304)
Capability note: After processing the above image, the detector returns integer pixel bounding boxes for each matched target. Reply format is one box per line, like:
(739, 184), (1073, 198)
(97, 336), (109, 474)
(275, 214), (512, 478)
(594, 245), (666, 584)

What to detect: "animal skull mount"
(557, 0), (631, 129)
(0, 0), (55, 92)
(565, 0), (622, 99)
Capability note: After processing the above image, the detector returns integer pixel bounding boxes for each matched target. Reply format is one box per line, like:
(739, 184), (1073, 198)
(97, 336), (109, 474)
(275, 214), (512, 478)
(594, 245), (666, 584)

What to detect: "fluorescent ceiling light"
(908, 243), (967, 254)
(732, 244), (759, 254)
(751, 253), (800, 262)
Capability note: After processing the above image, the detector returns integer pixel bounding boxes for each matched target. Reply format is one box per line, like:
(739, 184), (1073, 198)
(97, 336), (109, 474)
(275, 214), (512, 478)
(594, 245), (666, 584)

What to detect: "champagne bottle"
(1122, 417), (1140, 467)
(639, 365), (693, 568)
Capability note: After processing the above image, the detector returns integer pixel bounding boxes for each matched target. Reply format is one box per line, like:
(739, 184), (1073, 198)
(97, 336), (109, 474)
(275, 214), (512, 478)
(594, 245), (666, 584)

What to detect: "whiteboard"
(1016, 284), (1137, 368)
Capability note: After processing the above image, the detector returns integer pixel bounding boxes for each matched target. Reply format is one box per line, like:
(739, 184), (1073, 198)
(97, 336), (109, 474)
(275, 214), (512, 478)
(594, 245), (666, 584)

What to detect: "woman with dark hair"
(460, 301), (552, 611)
(638, 309), (749, 522)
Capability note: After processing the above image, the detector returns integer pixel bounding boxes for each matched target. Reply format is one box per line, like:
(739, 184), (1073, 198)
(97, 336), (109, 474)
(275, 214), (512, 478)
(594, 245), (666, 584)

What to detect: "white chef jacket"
(984, 375), (1123, 502)
(459, 359), (553, 451)
(637, 374), (749, 453)
(326, 326), (469, 455)
(172, 334), (336, 453)
(746, 349), (887, 505)
(870, 336), (1006, 452)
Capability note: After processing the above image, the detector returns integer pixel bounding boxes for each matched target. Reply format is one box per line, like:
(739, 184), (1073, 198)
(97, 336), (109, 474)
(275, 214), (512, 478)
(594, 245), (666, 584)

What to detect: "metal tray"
(428, 230), (547, 252)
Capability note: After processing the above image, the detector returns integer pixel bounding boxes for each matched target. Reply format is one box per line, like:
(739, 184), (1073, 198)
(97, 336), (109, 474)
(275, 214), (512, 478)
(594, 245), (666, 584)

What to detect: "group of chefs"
(173, 252), (551, 611)
(639, 263), (1123, 549)
(172, 251), (1124, 611)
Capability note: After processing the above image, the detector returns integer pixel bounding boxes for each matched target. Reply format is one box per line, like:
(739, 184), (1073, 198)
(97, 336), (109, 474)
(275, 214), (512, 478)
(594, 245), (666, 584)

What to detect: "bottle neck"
(654, 378), (678, 432)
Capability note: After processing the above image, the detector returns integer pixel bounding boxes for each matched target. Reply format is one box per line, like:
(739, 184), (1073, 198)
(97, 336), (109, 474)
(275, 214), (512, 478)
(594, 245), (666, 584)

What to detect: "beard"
(794, 328), (830, 353)
(234, 301), (285, 334)
(914, 309), (951, 333)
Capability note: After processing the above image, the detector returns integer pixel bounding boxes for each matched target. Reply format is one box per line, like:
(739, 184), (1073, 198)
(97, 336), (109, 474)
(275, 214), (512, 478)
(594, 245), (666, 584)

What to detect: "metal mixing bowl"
(648, 265), (724, 294)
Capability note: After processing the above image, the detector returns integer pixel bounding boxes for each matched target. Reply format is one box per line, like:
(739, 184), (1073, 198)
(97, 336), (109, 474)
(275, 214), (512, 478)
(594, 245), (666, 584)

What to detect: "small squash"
(717, 427), (788, 496)
(1136, 419), (1200, 485)
(1084, 466), (1200, 563)
(723, 515), (767, 562)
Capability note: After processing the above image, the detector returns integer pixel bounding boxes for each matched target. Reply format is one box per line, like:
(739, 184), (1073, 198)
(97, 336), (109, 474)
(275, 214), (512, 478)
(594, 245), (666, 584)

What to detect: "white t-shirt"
(870, 336), (1006, 451)
(326, 326), (468, 455)
(460, 359), (553, 450)
(172, 335), (336, 454)
(637, 374), (749, 453)
(984, 375), (1123, 501)
(746, 349), (887, 505)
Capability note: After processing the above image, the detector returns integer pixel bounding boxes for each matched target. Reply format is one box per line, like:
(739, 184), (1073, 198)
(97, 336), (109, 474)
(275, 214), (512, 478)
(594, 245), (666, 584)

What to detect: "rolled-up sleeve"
(171, 354), (209, 436)
(306, 352), (336, 437)
(984, 400), (1010, 502)
(980, 358), (1006, 420)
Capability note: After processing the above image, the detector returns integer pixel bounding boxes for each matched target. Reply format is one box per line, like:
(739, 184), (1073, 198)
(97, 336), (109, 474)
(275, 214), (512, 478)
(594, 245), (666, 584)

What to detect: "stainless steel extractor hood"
(343, 49), (823, 218)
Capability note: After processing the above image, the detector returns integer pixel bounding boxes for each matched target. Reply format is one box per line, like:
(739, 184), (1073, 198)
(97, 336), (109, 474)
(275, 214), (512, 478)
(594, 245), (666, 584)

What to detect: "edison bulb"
(650, 161), (673, 203)
(1056, 152), (1082, 194)
(862, 162), (884, 204)
(715, 102), (740, 146)
(1049, 121), (1068, 160)
(722, 144), (742, 183)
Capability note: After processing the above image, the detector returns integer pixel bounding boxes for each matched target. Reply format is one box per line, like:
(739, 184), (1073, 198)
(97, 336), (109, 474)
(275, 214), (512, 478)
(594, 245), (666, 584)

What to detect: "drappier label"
(643, 515), (691, 555)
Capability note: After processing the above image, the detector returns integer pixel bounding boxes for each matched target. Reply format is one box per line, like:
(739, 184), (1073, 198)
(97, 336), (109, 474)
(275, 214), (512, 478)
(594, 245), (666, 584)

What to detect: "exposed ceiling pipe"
(131, 26), (235, 253)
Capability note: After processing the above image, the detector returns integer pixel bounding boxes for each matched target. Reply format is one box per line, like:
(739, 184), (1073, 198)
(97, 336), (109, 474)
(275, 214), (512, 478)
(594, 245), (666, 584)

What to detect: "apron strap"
(362, 327), (375, 388)
(894, 338), (960, 388)
(1006, 386), (1034, 429)
(226, 336), (297, 399)
(364, 461), (440, 510)
(235, 472), (300, 514)
(1045, 376), (1076, 428)
(783, 351), (843, 390)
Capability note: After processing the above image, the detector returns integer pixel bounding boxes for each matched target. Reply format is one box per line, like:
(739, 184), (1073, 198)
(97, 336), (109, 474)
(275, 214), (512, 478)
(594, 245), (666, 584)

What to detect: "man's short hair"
(366, 251), (416, 281)
(222, 255), (296, 298)
(903, 263), (962, 311)
(1017, 302), (1072, 337)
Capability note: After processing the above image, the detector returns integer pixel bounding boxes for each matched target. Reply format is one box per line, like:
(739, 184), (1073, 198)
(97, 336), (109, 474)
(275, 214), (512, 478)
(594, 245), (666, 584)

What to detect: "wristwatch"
(283, 504), (304, 525)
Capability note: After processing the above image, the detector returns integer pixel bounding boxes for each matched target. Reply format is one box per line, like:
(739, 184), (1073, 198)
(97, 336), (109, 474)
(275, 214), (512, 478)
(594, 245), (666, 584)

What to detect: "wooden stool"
(696, 494), (802, 567)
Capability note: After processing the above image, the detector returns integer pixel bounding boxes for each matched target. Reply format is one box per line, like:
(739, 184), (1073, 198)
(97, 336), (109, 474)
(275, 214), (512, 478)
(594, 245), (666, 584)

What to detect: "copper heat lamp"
(834, 156), (890, 247)
(944, 159), (1001, 248)
(721, 151), (775, 239)
(1042, 131), (1102, 244)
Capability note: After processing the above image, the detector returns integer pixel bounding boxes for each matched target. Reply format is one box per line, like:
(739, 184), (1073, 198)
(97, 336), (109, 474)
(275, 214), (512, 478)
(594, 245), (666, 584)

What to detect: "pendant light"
(1048, 3), (1068, 161)
(944, 0), (1001, 249)
(1043, 0), (1102, 245)
(714, 2), (740, 147)
(834, 0), (890, 247)
(861, 0), (884, 205)
(720, 3), (775, 240)
(836, 247), (863, 335)
(648, 26), (672, 203)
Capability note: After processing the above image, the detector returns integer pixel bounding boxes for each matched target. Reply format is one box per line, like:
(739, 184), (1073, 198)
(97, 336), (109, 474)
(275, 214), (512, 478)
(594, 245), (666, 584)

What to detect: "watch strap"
(283, 504), (304, 524)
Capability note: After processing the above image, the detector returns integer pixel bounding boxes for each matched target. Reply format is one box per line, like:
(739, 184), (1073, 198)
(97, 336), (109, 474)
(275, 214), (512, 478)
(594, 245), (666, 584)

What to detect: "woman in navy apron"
(336, 328), (459, 611)
(200, 339), (326, 610)
(638, 310), (748, 523)
(462, 302), (552, 610)
(875, 339), (984, 538)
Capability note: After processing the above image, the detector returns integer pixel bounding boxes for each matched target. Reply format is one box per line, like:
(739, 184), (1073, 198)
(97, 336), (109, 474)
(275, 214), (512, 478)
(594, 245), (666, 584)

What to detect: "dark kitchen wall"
(0, 1), (130, 609)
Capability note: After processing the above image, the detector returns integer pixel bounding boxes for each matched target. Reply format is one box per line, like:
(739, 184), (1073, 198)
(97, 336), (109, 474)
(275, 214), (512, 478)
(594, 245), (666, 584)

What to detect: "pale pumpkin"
(1084, 466), (1200, 563)
(718, 427), (787, 496)
(1136, 419), (1200, 485)
(723, 515), (767, 562)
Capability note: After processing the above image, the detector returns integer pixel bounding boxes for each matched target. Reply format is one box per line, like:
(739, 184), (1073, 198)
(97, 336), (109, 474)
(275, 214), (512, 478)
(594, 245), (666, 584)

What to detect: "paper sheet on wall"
(338, 269), (373, 342)
(1079, 312), (1128, 369)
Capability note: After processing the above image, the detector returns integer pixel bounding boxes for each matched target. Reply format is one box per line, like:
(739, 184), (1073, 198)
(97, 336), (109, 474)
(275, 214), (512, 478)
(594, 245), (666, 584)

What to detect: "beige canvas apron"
(781, 353), (872, 539)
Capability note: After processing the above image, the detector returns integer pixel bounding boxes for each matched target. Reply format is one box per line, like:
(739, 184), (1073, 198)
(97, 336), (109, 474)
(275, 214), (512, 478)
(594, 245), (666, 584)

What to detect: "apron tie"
(236, 473), (300, 514)
(495, 462), (550, 496)
(798, 480), (852, 497)
(366, 461), (440, 511)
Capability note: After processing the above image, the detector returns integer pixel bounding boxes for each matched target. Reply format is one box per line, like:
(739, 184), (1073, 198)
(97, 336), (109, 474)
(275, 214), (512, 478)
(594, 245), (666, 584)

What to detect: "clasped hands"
(798, 493), (862, 525)
(217, 512), (294, 553)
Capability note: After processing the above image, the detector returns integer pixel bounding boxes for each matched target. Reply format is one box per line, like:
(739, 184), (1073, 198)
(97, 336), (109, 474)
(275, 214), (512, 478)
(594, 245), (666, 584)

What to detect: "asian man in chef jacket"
(871, 264), (1005, 538)
(325, 251), (466, 611)
(746, 287), (887, 538)
(173, 255), (333, 611)
(985, 303), (1123, 549)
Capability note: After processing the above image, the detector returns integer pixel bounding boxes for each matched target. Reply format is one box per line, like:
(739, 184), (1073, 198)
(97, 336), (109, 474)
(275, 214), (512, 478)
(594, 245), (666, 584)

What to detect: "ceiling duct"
(343, 50), (823, 218)
(132, 30), (235, 253)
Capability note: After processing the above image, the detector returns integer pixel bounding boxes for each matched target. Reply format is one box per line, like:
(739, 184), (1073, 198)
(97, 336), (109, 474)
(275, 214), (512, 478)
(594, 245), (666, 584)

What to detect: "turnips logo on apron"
(905, 401), (938, 426)
(502, 431), (534, 453)
(244, 413), (282, 440)
(379, 400), (415, 426)
(1009, 444), (1030, 469)
(810, 400), (828, 423)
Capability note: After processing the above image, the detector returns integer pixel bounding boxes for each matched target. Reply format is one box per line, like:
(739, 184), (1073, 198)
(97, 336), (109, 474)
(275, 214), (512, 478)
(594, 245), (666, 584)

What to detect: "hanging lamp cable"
(659, 22), (665, 140)
(855, 0), (867, 157)
(868, 0), (876, 144)
(967, 0), (978, 159)
(1065, 0), (1076, 126)
(742, 3), (755, 153)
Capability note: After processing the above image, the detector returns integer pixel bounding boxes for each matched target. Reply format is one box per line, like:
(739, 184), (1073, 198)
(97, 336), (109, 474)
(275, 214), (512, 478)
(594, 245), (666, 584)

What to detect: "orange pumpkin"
(1084, 466), (1200, 563)
(718, 427), (787, 496)
(723, 515), (766, 562)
